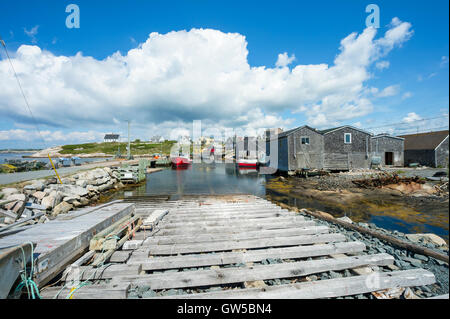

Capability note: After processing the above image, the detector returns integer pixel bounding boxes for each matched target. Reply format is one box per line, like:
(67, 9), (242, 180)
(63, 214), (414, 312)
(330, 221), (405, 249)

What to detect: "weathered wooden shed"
(371, 134), (404, 167)
(398, 130), (449, 168)
(265, 124), (407, 172)
(266, 125), (324, 172)
(235, 136), (260, 160)
(320, 126), (372, 171)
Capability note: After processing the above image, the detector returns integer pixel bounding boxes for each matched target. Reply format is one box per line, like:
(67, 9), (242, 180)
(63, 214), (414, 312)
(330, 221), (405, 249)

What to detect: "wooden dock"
(0, 200), (134, 290)
(39, 195), (437, 299)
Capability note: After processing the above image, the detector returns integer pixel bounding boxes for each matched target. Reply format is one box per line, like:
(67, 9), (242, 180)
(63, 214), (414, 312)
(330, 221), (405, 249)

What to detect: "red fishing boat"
(237, 158), (258, 168)
(171, 155), (192, 167)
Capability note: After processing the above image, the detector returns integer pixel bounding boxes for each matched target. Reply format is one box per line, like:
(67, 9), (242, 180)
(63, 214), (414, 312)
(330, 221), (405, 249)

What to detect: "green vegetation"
(60, 140), (178, 156)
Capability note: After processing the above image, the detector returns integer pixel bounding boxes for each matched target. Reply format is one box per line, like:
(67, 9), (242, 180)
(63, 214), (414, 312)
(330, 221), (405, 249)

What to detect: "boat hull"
(171, 157), (192, 167)
(237, 159), (258, 168)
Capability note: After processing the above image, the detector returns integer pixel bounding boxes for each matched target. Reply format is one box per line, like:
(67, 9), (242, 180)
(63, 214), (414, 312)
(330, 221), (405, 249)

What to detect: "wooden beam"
(115, 253), (394, 290)
(62, 264), (142, 282)
(153, 220), (317, 236)
(148, 233), (347, 255)
(134, 242), (366, 270)
(144, 226), (329, 245)
(40, 282), (131, 299)
(151, 269), (435, 299)
(158, 216), (306, 229)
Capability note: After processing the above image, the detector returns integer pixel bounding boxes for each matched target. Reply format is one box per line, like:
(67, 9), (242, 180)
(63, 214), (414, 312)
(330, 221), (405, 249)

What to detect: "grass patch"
(60, 141), (178, 155)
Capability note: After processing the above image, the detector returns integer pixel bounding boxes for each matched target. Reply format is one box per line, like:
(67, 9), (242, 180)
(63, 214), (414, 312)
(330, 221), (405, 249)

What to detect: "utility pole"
(127, 120), (131, 160)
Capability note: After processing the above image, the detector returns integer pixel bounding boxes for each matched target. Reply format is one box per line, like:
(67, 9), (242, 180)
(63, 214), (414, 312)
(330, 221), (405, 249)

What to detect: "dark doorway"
(385, 152), (393, 165)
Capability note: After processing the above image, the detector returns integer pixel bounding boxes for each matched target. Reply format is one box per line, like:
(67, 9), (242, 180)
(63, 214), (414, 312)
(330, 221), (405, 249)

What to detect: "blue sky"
(0, 0), (448, 149)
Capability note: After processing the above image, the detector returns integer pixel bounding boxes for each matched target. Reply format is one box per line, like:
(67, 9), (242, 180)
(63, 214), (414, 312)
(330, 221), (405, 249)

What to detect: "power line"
(366, 114), (449, 130)
(0, 35), (48, 150)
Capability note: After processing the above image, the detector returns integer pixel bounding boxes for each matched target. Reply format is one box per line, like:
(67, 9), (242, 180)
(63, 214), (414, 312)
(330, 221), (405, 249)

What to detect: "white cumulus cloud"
(376, 85), (400, 97)
(275, 52), (296, 68)
(0, 18), (413, 142)
(403, 112), (422, 123)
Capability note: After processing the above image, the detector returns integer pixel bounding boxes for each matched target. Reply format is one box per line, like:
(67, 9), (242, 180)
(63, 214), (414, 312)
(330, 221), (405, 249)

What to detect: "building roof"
(319, 125), (372, 136)
(104, 134), (120, 139)
(371, 134), (404, 140)
(398, 130), (449, 150)
(277, 125), (319, 138)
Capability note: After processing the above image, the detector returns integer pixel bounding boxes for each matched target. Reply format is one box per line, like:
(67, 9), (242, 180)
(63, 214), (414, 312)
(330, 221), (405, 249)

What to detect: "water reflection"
(136, 163), (271, 196)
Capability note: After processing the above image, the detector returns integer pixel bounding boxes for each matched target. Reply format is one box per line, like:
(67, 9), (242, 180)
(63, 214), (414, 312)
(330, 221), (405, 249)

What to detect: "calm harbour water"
(111, 163), (448, 241)
(127, 163), (272, 197)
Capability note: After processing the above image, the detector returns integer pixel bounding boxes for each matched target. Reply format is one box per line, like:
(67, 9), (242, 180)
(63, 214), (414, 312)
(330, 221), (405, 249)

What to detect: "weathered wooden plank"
(162, 211), (295, 218)
(158, 216), (306, 229)
(149, 206), (282, 213)
(151, 269), (435, 299)
(0, 202), (135, 287)
(153, 220), (317, 236)
(148, 233), (347, 255)
(140, 209), (169, 229)
(114, 253), (394, 290)
(40, 282), (130, 299)
(134, 242), (366, 270)
(122, 240), (144, 250)
(62, 264), (142, 282)
(163, 211), (293, 222)
(144, 226), (329, 245)
(110, 250), (132, 263)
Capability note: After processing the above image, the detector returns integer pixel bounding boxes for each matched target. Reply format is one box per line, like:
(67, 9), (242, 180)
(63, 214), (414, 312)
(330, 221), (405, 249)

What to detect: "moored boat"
(171, 155), (192, 167)
(237, 158), (258, 168)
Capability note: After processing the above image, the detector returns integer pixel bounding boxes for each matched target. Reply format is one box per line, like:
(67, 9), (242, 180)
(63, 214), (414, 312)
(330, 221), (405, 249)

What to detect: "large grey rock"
(32, 191), (47, 200)
(95, 177), (109, 186)
(79, 197), (90, 206)
(6, 193), (26, 201)
(76, 180), (87, 188)
(87, 185), (99, 192)
(337, 216), (353, 224)
(23, 181), (45, 191)
(48, 184), (88, 197)
(63, 195), (81, 204)
(98, 182), (113, 192)
(62, 178), (76, 185)
(1, 188), (19, 197)
(406, 233), (448, 247)
(52, 201), (73, 216)
(41, 195), (56, 210)
(12, 201), (25, 215)
(3, 201), (17, 210)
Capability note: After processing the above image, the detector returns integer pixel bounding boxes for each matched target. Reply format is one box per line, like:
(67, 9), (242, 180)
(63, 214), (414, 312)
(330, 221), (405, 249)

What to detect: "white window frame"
(344, 133), (352, 144)
(301, 136), (310, 145)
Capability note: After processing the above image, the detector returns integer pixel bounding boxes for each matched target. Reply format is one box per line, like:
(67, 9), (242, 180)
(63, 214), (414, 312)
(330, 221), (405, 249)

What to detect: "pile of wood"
(88, 214), (142, 267)
(352, 173), (425, 189)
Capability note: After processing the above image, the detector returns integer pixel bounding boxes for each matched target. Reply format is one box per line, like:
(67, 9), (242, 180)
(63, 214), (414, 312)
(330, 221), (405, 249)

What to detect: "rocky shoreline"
(0, 167), (127, 227)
